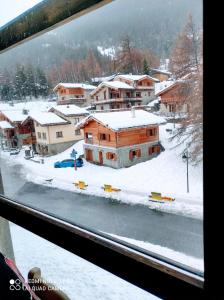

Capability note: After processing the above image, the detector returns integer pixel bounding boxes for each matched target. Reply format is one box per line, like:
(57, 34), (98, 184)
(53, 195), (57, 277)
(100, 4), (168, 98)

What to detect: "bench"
(74, 181), (88, 190)
(102, 184), (121, 192)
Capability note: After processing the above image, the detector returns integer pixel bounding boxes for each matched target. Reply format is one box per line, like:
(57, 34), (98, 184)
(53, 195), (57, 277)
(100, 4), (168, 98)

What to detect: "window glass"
(0, 0), (43, 27)
(0, 0), (203, 285)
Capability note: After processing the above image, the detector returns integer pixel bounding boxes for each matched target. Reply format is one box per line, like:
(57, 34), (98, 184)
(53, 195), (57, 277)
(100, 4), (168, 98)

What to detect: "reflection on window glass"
(0, 0), (43, 27)
(5, 222), (159, 300)
(0, 0), (203, 280)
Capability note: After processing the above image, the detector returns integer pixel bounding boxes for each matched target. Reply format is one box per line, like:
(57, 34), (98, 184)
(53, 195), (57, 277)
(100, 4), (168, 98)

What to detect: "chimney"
(22, 108), (29, 115)
(131, 106), (136, 118)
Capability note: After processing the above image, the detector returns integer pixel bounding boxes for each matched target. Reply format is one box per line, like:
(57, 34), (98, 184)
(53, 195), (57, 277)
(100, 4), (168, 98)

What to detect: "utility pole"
(0, 165), (15, 260)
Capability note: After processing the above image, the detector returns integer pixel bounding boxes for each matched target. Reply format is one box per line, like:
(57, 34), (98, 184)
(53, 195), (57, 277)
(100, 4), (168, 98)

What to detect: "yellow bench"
(150, 192), (163, 201)
(74, 181), (88, 190)
(102, 184), (121, 192)
(149, 192), (175, 202)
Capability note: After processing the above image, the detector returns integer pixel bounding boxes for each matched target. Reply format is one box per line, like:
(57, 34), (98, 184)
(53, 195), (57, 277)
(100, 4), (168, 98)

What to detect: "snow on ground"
(107, 233), (204, 273)
(97, 46), (116, 58)
(10, 223), (159, 300)
(0, 123), (203, 219)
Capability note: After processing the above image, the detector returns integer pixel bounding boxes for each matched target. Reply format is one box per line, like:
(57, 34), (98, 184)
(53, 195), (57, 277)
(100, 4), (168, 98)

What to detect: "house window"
(136, 92), (141, 98)
(146, 128), (157, 137)
(42, 132), (47, 140)
(101, 106), (104, 110)
(104, 91), (106, 100)
(148, 91), (151, 96)
(85, 132), (93, 143)
(149, 145), (160, 155)
(139, 81), (142, 86)
(56, 131), (63, 138)
(129, 149), (141, 160)
(37, 132), (41, 139)
(75, 129), (81, 135)
(106, 152), (117, 160)
(85, 132), (92, 139)
(96, 96), (98, 101)
(99, 133), (110, 141)
(74, 118), (80, 124)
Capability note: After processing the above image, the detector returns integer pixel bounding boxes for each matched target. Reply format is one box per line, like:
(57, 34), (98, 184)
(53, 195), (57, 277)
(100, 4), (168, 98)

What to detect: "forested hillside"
(0, 0), (202, 72)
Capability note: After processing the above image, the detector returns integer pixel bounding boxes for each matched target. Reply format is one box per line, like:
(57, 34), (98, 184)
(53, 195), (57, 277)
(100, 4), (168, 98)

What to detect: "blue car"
(54, 158), (83, 168)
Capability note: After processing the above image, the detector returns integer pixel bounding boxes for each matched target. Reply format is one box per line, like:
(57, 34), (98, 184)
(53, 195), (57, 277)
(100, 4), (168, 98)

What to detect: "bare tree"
(170, 14), (200, 79)
(169, 15), (203, 164)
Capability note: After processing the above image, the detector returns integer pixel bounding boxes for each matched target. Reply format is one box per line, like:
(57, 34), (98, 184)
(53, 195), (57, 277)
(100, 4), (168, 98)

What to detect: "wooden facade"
(83, 120), (159, 148)
(54, 84), (95, 107)
(157, 82), (188, 114)
(0, 112), (35, 147)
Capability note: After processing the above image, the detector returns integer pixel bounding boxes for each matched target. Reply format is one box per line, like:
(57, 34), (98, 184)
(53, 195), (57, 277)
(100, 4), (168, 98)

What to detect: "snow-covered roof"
(1, 110), (27, 123)
(147, 98), (160, 107)
(76, 110), (166, 131)
(154, 80), (175, 95)
(53, 83), (96, 92)
(114, 74), (159, 82)
(90, 81), (134, 96)
(24, 112), (69, 126)
(91, 74), (117, 83)
(0, 121), (14, 129)
(49, 105), (89, 116)
(151, 68), (172, 75)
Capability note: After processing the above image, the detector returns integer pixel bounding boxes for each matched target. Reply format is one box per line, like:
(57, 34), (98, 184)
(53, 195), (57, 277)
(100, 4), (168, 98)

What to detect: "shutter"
(107, 134), (110, 142)
(129, 150), (133, 160)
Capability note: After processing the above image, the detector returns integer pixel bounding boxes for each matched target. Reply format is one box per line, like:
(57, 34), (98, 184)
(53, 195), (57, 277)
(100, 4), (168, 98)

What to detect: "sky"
(0, 0), (43, 27)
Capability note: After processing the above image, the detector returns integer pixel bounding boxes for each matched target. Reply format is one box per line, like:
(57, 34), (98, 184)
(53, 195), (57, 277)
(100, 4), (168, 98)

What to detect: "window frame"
(0, 1), (206, 298)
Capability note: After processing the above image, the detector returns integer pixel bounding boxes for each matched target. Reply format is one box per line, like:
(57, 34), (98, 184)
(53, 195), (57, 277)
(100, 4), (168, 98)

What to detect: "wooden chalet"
(150, 69), (172, 81)
(53, 83), (96, 107)
(76, 109), (165, 168)
(155, 81), (188, 115)
(0, 109), (36, 148)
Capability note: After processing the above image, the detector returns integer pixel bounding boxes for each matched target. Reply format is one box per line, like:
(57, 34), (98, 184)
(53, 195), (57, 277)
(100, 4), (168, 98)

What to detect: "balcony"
(93, 97), (142, 105)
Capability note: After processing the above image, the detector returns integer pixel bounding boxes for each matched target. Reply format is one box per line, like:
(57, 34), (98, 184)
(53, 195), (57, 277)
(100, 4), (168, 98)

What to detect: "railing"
(93, 97), (142, 104)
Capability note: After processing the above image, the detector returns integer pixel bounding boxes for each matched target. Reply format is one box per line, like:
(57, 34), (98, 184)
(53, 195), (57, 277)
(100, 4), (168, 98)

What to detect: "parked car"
(10, 149), (20, 155)
(54, 158), (83, 168)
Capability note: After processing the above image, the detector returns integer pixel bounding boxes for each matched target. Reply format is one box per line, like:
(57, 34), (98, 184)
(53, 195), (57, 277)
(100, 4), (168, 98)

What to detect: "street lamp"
(182, 150), (190, 193)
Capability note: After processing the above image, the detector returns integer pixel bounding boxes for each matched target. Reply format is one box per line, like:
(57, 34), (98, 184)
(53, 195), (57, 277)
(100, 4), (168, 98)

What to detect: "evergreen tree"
(143, 58), (150, 75)
(26, 65), (38, 99)
(13, 65), (27, 99)
(36, 67), (49, 98)
(0, 69), (14, 101)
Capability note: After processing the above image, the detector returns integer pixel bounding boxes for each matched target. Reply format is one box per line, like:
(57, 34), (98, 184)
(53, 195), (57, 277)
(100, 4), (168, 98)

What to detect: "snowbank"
(0, 123), (203, 219)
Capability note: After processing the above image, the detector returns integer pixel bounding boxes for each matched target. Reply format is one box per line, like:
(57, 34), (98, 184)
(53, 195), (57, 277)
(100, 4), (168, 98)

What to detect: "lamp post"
(182, 150), (190, 193)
